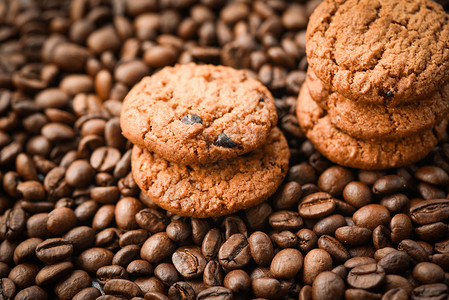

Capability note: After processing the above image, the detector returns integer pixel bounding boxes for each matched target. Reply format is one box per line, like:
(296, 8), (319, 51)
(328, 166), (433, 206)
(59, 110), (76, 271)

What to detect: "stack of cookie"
(297, 0), (449, 170)
(121, 63), (290, 218)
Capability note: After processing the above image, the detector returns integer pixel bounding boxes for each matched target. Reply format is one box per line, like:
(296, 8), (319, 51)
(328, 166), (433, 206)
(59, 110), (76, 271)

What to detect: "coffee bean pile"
(0, 0), (449, 299)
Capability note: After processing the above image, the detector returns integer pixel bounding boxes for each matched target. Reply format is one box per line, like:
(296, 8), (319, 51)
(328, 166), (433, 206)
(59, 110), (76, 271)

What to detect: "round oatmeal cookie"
(121, 63), (278, 165)
(306, 70), (449, 140)
(306, 0), (449, 105)
(297, 84), (448, 170)
(131, 127), (290, 218)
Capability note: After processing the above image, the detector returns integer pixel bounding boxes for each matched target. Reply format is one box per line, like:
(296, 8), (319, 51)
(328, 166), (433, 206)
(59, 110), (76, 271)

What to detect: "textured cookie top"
(297, 84), (447, 170)
(131, 127), (290, 218)
(306, 70), (449, 140)
(121, 63), (278, 165)
(306, 0), (449, 105)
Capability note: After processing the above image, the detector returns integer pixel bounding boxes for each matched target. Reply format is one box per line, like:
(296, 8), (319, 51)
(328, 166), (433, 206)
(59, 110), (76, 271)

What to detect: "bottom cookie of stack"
(297, 85), (448, 170)
(131, 127), (290, 218)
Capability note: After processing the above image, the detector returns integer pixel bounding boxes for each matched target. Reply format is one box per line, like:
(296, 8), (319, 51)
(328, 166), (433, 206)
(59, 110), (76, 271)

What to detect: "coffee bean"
(153, 263), (178, 287)
(251, 277), (285, 299)
(372, 175), (407, 195)
(344, 257), (376, 269)
(270, 248), (303, 279)
(270, 230), (299, 248)
(373, 225), (393, 250)
(345, 289), (382, 300)
(8, 263), (40, 289)
(318, 235), (350, 263)
(203, 260), (224, 287)
(378, 251), (411, 274)
(95, 228), (121, 252)
(127, 260), (153, 277)
(223, 269), (249, 293)
(335, 226), (372, 246)
(312, 271), (345, 300)
(296, 228), (318, 253)
(104, 279), (144, 298)
(390, 214), (412, 244)
(113, 244), (141, 267)
(35, 261), (74, 286)
(413, 262), (445, 284)
(272, 181), (302, 210)
(382, 288), (409, 300)
(136, 208), (169, 233)
(268, 210), (303, 231)
(43, 167), (72, 200)
(380, 193), (408, 213)
(415, 166), (449, 186)
(119, 229), (148, 247)
(398, 240), (429, 263)
(166, 220), (191, 242)
(14, 285), (47, 300)
(114, 197), (142, 230)
(410, 199), (449, 225)
(298, 192), (336, 219)
(96, 265), (129, 285)
(141, 232), (176, 264)
(65, 160), (94, 188)
(347, 263), (386, 290)
(63, 226), (95, 253)
(202, 228), (222, 261)
(218, 233), (250, 270)
(1, 207), (26, 240)
(302, 249), (333, 285)
(415, 222), (448, 242)
(74, 200), (99, 224)
(73, 287), (102, 300)
(36, 238), (73, 264)
(92, 204), (115, 231)
(77, 247), (114, 274)
(248, 231), (274, 266)
(384, 274), (413, 294)
(168, 281), (196, 300)
(47, 207), (77, 235)
(244, 202), (272, 231)
(411, 283), (448, 300)
(172, 246), (206, 279)
(318, 166), (354, 197)
(288, 164), (317, 184)
(353, 204), (391, 230)
(196, 286), (233, 300)
(54, 270), (92, 300)
(313, 214), (346, 236)
(13, 237), (42, 264)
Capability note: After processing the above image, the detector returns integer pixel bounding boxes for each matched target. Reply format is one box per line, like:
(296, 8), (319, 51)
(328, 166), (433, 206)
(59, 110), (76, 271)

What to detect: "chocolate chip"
(259, 95), (265, 102)
(214, 133), (237, 148)
(181, 114), (203, 125)
(385, 91), (394, 98)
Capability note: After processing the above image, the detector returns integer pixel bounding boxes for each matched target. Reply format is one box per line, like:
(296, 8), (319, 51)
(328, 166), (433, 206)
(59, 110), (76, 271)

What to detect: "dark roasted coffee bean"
(73, 287), (102, 300)
(435, 238), (449, 254)
(35, 238), (73, 264)
(390, 214), (412, 244)
(343, 181), (373, 209)
(90, 146), (121, 172)
(65, 160), (94, 188)
(221, 215), (247, 240)
(415, 166), (449, 186)
(288, 164), (317, 184)
(196, 286), (233, 300)
(353, 204), (391, 230)
(35, 261), (74, 286)
(298, 192), (336, 219)
(44, 167), (72, 200)
(345, 289), (382, 300)
(47, 206), (77, 235)
(136, 208), (169, 233)
(268, 210), (303, 231)
(115, 197), (142, 230)
(1, 207), (26, 240)
(272, 181), (302, 210)
(313, 214), (346, 236)
(14, 285), (47, 300)
(172, 246), (206, 279)
(382, 288), (409, 300)
(54, 270), (92, 300)
(127, 260), (153, 277)
(63, 226), (95, 253)
(218, 233), (250, 270)
(8, 263), (40, 289)
(223, 269), (249, 293)
(92, 204), (115, 231)
(318, 235), (350, 263)
(252, 277), (285, 299)
(270, 248), (303, 279)
(372, 175), (407, 195)
(411, 283), (448, 300)
(248, 231), (274, 266)
(154, 263), (178, 287)
(181, 114), (203, 125)
(302, 249), (333, 285)
(398, 239), (429, 262)
(141, 232), (176, 264)
(378, 251), (411, 274)
(413, 262), (445, 284)
(344, 257), (376, 269)
(296, 228), (318, 253)
(96, 228), (121, 252)
(166, 220), (191, 242)
(373, 225), (393, 250)
(312, 271), (345, 300)
(203, 260), (224, 287)
(0, 278), (16, 300)
(380, 193), (408, 213)
(244, 202), (272, 230)
(104, 279), (143, 298)
(120, 229), (148, 247)
(347, 263), (386, 290)
(77, 247), (114, 274)
(384, 274), (413, 294)
(113, 244), (140, 267)
(335, 226), (371, 246)
(13, 237), (42, 264)
(168, 281), (196, 300)
(271, 230), (299, 248)
(318, 166), (354, 197)
(96, 265), (129, 285)
(410, 199), (449, 225)
(415, 222), (448, 242)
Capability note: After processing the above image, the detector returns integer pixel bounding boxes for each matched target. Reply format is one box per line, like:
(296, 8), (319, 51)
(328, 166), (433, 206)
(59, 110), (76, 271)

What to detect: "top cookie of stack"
(297, 0), (449, 170)
(121, 63), (278, 165)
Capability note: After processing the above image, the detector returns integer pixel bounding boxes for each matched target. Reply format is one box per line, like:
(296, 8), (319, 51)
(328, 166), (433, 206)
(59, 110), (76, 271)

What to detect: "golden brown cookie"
(121, 63), (278, 165)
(297, 84), (448, 170)
(306, 70), (449, 140)
(306, 0), (449, 105)
(131, 127), (290, 218)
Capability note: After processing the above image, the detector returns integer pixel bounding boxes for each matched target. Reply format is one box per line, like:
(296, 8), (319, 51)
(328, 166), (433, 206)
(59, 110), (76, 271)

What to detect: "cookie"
(297, 84), (448, 170)
(306, 70), (449, 140)
(121, 63), (278, 165)
(131, 127), (290, 218)
(306, 0), (449, 105)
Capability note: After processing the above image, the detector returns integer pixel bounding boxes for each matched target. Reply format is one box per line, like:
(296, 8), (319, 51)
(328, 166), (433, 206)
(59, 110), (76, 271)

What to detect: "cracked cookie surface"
(121, 63), (278, 165)
(297, 84), (447, 170)
(131, 127), (290, 218)
(306, 0), (449, 105)
(306, 70), (449, 140)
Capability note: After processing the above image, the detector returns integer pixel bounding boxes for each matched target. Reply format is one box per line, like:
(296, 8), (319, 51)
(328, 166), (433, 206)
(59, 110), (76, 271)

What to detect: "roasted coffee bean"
(251, 277), (285, 299)
(136, 208), (169, 233)
(415, 222), (448, 242)
(353, 204), (391, 230)
(344, 257), (376, 269)
(268, 210), (303, 231)
(197, 286), (233, 300)
(270, 248), (303, 279)
(347, 264), (386, 290)
(372, 175), (407, 195)
(398, 239), (429, 263)
(298, 192), (336, 219)
(168, 281), (196, 300)
(13, 237), (42, 264)
(335, 226), (371, 246)
(382, 288), (409, 300)
(73, 287), (102, 300)
(223, 269), (250, 293)
(296, 228), (318, 252)
(35, 238), (73, 264)
(46, 206), (77, 235)
(92, 204), (115, 231)
(288, 164), (317, 184)
(44, 167), (72, 200)
(380, 193), (408, 213)
(345, 289), (382, 300)
(248, 231), (274, 266)
(14, 285), (47, 300)
(313, 214), (346, 236)
(54, 270), (92, 300)
(113, 244), (140, 267)
(415, 166), (449, 186)
(35, 261), (74, 286)
(8, 263), (40, 289)
(302, 249), (333, 285)
(318, 235), (350, 263)
(63, 226), (95, 253)
(244, 202), (272, 230)
(218, 233), (250, 270)
(127, 260), (153, 277)
(119, 229), (148, 247)
(17, 181), (44, 200)
(153, 263), (178, 287)
(141, 232), (176, 264)
(203, 260), (224, 287)
(318, 166), (354, 197)
(384, 275), (413, 294)
(271, 230), (299, 248)
(96, 265), (129, 285)
(65, 160), (94, 188)
(312, 271), (345, 300)
(221, 215), (247, 239)
(95, 228), (121, 252)
(1, 207), (26, 240)
(413, 262), (445, 284)
(0, 278), (16, 300)
(378, 251), (410, 274)
(435, 238), (449, 254)
(390, 214), (412, 244)
(272, 181), (302, 210)
(409, 199), (449, 225)
(166, 220), (191, 242)
(373, 225), (393, 250)
(115, 197), (142, 230)
(104, 279), (143, 298)
(172, 246), (206, 279)
(77, 247), (114, 274)
(411, 283), (448, 300)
